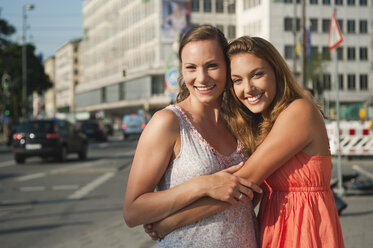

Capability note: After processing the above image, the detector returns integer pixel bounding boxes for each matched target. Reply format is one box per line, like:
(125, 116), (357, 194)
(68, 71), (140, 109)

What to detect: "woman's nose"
(243, 80), (254, 93)
(196, 68), (207, 83)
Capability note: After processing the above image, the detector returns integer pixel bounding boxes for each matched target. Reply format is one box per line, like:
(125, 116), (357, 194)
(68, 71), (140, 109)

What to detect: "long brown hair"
(223, 36), (314, 154)
(176, 25), (229, 103)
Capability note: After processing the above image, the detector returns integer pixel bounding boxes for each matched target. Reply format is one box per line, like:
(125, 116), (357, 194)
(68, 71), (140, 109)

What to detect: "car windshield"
(17, 122), (54, 133)
(124, 116), (142, 124)
(81, 122), (98, 130)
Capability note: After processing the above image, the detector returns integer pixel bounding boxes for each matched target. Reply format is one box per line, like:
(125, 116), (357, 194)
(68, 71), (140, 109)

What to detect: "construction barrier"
(325, 121), (373, 156)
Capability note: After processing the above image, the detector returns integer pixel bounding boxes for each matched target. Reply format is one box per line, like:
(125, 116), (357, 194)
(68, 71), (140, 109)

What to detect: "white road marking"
(13, 160), (105, 182)
(352, 164), (373, 180)
(67, 172), (115, 200)
(20, 186), (45, 192)
(52, 185), (80, 191)
(0, 160), (14, 168)
(15, 172), (46, 182)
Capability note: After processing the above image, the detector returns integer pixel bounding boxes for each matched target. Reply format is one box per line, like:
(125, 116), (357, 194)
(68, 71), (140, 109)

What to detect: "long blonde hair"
(176, 25), (229, 103)
(223, 36), (313, 154)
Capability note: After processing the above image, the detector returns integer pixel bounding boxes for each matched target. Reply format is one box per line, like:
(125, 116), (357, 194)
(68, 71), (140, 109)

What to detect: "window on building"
(360, 74), (368, 90)
(347, 47), (356, 60)
(335, 0), (343, 5)
(151, 75), (165, 95)
(216, 25), (224, 33)
(322, 46), (331, 60)
(284, 17), (300, 32)
(347, 0), (355, 5)
(360, 47), (368, 60)
(347, 74), (356, 90)
(323, 0), (331, 4)
(337, 19), (343, 32)
(285, 45), (295, 59)
(359, 20), (368, 33)
(284, 18), (293, 31)
(338, 74), (344, 90)
(228, 2), (235, 13)
(337, 47), (343, 60)
(74, 69), (78, 75)
(310, 0), (318, 4)
(216, 0), (224, 13)
(203, 0), (212, 12)
(323, 74), (331, 90)
(119, 82), (126, 100)
(322, 19), (330, 33)
(101, 87), (107, 103)
(191, 0), (199, 12)
(359, 0), (367, 6)
(311, 46), (318, 54)
(310, 18), (318, 32)
(284, 0), (292, 3)
(347, 20), (355, 33)
(228, 25), (236, 40)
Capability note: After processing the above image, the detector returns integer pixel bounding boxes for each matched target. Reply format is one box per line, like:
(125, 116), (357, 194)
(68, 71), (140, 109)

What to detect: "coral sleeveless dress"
(258, 152), (345, 248)
(156, 105), (259, 248)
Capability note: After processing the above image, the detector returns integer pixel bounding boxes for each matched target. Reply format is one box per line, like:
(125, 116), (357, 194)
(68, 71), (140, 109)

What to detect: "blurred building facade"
(75, 0), (236, 118)
(237, 0), (372, 119)
(50, 0), (372, 120)
(55, 39), (81, 114)
(44, 56), (56, 117)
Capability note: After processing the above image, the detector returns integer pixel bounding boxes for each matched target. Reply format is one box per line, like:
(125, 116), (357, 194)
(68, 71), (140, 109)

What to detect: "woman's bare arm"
(146, 99), (325, 237)
(123, 109), (257, 227)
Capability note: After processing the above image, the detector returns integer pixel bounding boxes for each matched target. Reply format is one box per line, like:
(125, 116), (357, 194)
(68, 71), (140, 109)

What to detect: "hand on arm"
(143, 99), (317, 238)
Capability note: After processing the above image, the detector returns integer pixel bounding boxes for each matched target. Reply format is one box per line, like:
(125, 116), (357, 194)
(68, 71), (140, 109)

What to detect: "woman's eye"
(253, 72), (264, 78)
(208, 63), (218, 68)
(185, 66), (195, 70)
(232, 78), (241, 84)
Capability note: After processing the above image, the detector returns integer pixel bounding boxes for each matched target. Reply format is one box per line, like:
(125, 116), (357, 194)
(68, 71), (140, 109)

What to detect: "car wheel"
(58, 146), (67, 162)
(78, 143), (88, 160)
(15, 155), (25, 164)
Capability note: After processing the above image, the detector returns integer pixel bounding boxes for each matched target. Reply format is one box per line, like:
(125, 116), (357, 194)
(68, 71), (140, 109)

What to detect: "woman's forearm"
(153, 197), (230, 237)
(124, 176), (210, 227)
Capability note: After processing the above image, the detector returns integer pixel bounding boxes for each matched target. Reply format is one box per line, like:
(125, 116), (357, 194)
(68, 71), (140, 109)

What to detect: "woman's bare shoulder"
(145, 108), (180, 135)
(280, 98), (320, 120)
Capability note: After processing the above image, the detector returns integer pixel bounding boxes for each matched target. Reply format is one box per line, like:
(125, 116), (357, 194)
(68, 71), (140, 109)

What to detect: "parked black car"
(79, 120), (107, 142)
(12, 119), (88, 164)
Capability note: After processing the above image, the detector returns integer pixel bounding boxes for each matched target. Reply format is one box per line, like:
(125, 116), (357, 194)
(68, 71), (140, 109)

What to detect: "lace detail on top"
(156, 105), (259, 248)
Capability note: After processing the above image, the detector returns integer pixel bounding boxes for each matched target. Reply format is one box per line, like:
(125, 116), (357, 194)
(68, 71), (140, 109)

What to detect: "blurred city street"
(0, 134), (372, 248)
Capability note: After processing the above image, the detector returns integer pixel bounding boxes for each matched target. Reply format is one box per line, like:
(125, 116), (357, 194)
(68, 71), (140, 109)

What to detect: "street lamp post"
(22, 4), (34, 119)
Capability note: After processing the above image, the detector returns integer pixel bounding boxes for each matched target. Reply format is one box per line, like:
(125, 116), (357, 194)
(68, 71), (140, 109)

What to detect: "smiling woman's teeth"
(196, 85), (214, 91)
(247, 93), (262, 102)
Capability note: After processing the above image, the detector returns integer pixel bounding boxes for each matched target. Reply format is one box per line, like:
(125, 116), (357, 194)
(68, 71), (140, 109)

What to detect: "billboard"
(162, 0), (191, 43)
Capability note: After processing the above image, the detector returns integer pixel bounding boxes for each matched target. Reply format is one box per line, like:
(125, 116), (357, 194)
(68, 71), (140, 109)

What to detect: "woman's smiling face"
(181, 39), (227, 105)
(230, 52), (276, 117)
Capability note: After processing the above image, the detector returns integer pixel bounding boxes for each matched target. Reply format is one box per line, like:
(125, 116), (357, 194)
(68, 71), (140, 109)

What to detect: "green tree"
(0, 18), (52, 121)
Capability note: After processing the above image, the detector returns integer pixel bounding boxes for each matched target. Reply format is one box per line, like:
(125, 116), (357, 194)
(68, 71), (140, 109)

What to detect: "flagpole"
(333, 9), (344, 197)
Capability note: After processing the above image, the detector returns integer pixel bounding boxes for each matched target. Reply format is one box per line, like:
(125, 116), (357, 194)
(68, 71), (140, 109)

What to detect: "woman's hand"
(204, 162), (262, 206)
(143, 219), (172, 241)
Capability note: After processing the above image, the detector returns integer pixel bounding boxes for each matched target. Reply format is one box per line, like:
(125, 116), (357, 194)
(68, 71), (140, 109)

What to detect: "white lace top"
(156, 105), (259, 248)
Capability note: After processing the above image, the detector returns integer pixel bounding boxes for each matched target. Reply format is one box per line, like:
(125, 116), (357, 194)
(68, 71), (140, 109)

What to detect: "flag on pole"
(328, 12), (343, 51)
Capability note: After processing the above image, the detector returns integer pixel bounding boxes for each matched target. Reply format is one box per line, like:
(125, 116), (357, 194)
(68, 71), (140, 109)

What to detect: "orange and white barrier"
(326, 121), (373, 156)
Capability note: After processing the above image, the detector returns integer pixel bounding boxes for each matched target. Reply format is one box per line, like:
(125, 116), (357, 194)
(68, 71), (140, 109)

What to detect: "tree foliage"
(0, 18), (52, 121)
